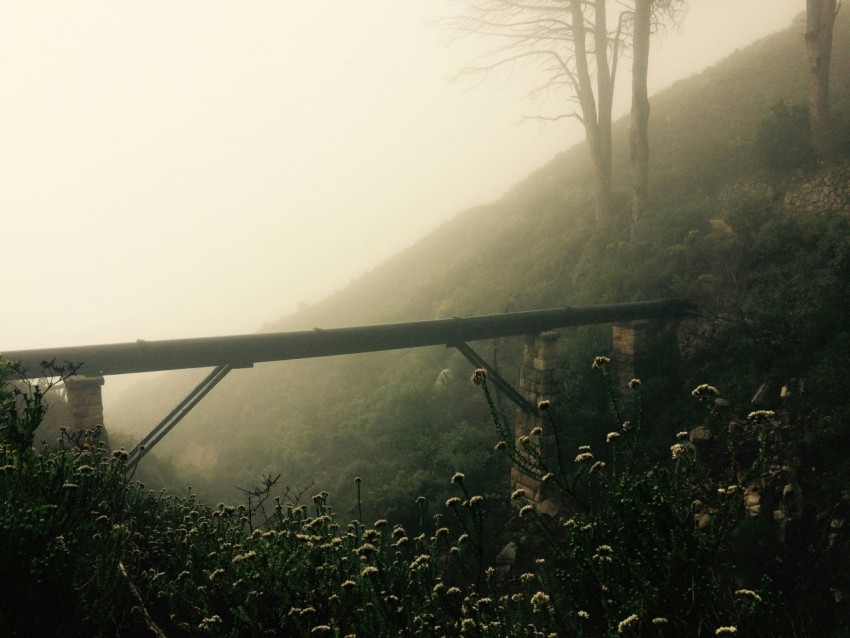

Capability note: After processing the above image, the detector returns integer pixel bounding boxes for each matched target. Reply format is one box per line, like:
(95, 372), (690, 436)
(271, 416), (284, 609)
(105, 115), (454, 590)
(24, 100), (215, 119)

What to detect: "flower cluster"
(470, 368), (488, 386)
(592, 356), (610, 369)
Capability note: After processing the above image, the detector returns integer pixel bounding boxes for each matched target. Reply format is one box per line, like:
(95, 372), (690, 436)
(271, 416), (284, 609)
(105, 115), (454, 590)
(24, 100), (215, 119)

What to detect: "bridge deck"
(2, 299), (695, 377)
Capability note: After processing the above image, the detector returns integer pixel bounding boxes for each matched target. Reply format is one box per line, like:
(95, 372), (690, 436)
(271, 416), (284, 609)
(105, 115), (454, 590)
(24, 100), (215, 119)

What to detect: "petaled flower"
(629, 378), (641, 389)
(606, 432), (620, 443)
(471, 368), (488, 386)
(445, 497), (462, 508)
(747, 410), (775, 422)
(592, 356), (610, 369)
(670, 443), (686, 460)
(692, 384), (719, 399)
(618, 614), (639, 634)
(715, 627), (738, 635)
(451, 472), (465, 484)
(530, 591), (550, 610)
(590, 460), (606, 474)
(511, 488), (527, 500)
(734, 589), (763, 603)
(537, 399), (551, 411)
(361, 566), (378, 577)
(578, 610), (590, 620)
(355, 543), (378, 556)
(468, 495), (484, 507)
(519, 505), (534, 518)
(676, 431), (689, 439)
(410, 554), (430, 570)
(575, 452), (594, 463)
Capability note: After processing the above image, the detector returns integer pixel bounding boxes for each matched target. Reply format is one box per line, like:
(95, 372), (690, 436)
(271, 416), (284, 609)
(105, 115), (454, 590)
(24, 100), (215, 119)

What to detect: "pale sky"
(1, 0), (803, 352)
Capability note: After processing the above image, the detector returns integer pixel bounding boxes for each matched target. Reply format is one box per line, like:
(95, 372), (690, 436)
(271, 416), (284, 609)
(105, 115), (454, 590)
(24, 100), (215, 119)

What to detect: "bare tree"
(448, 0), (628, 225)
(629, 0), (652, 231)
(806, 0), (841, 161)
(628, 0), (686, 234)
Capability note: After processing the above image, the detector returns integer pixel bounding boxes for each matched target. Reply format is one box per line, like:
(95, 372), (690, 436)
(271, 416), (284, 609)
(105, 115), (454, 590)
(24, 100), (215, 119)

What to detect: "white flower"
(530, 591), (550, 610)
(618, 614), (639, 633)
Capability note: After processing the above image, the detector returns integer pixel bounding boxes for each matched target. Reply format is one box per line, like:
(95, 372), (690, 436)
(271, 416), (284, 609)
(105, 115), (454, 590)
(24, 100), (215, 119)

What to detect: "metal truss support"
(125, 364), (235, 475)
(451, 341), (538, 417)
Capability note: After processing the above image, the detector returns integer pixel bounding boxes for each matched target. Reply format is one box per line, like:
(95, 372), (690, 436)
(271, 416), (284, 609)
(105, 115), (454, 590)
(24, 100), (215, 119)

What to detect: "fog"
(2, 0), (801, 354)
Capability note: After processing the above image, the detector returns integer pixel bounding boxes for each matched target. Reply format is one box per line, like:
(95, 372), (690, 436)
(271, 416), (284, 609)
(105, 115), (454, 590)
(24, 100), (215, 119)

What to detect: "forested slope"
(108, 10), (850, 523)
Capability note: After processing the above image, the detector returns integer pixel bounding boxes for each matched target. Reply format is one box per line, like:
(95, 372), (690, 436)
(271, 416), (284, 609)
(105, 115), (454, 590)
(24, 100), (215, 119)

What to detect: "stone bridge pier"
(511, 321), (661, 514)
(63, 375), (107, 442)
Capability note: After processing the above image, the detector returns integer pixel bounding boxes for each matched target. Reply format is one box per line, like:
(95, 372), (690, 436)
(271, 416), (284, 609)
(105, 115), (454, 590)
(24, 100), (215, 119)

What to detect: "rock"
(689, 425), (713, 445)
(495, 541), (517, 566)
(744, 487), (761, 517)
(536, 499), (561, 518)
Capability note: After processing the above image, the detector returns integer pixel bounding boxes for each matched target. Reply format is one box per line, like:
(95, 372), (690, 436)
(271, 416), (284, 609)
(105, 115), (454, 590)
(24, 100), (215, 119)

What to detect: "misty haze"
(2, 1), (849, 635)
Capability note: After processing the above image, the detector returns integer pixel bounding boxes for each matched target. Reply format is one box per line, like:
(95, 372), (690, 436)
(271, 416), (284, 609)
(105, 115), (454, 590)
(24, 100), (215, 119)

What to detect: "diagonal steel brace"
(450, 341), (538, 417)
(125, 364), (236, 474)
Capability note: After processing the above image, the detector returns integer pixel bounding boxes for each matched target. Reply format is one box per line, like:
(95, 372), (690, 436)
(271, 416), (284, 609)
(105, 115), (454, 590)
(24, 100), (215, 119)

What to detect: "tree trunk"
(570, 0), (614, 226)
(594, 0), (615, 226)
(806, 0), (838, 161)
(630, 0), (651, 235)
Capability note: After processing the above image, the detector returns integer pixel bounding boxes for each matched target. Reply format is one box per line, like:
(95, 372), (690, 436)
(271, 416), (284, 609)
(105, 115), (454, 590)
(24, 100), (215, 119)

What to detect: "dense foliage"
(106, 10), (850, 520)
(5, 360), (849, 636)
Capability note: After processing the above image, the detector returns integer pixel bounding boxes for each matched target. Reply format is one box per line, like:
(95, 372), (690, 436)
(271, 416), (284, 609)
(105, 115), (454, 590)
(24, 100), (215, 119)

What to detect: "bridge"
(2, 299), (695, 477)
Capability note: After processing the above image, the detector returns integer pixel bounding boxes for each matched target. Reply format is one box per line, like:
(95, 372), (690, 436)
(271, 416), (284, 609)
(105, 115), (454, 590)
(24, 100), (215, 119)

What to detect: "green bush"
(755, 100), (816, 175)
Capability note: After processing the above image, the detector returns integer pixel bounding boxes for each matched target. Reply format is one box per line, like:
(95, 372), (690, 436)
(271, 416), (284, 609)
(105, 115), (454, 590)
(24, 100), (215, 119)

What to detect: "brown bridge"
(2, 299), (695, 475)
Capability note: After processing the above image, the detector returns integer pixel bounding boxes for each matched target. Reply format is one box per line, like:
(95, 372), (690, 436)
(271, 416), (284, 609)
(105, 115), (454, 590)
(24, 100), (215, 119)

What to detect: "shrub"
(755, 100), (816, 175)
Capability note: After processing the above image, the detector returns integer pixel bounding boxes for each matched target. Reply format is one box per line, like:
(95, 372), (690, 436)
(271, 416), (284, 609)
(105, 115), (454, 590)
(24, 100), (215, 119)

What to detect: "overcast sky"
(1, 0), (803, 352)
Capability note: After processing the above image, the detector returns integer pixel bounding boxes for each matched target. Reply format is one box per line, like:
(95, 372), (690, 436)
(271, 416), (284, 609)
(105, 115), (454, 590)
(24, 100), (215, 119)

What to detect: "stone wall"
(783, 163), (850, 215)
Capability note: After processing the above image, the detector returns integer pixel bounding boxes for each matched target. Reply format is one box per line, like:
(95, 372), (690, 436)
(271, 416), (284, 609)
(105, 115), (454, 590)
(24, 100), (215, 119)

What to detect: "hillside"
(109, 9), (850, 523)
